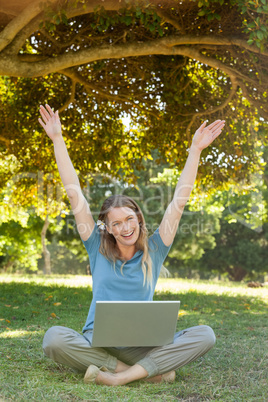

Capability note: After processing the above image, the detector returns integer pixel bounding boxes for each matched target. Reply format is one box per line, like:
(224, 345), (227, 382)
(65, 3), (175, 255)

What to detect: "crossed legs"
(43, 325), (216, 386)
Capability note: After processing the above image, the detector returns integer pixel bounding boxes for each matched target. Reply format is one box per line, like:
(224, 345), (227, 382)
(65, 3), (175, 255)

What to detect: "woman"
(39, 104), (225, 386)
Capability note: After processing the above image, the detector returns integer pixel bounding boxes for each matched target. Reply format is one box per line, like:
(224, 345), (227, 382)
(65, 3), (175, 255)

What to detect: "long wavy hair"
(98, 195), (152, 288)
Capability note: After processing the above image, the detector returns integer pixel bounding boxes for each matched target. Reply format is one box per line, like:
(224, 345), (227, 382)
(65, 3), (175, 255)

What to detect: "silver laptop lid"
(91, 301), (180, 347)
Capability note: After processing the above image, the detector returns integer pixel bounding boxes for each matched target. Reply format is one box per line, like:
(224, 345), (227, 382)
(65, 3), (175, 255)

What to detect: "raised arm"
(39, 104), (95, 241)
(159, 119), (225, 246)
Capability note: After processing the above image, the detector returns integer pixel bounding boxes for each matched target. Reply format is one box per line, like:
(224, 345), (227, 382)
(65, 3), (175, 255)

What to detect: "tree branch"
(173, 47), (256, 84)
(0, 0), (58, 53)
(65, 0), (122, 19)
(155, 8), (185, 33)
(181, 76), (238, 117)
(58, 79), (76, 113)
(18, 54), (49, 62)
(60, 68), (160, 118)
(160, 34), (268, 57)
(186, 115), (196, 143)
(4, 0), (125, 55)
(238, 80), (268, 120)
(184, 76), (238, 141)
(0, 134), (10, 145)
(0, 35), (264, 88)
(0, 6), (18, 16)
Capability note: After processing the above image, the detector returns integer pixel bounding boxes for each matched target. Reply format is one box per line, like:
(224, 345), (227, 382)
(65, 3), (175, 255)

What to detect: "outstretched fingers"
(44, 104), (55, 118)
(207, 120), (225, 132)
(212, 121), (225, 137)
(211, 128), (223, 140)
(39, 105), (49, 121)
(39, 104), (55, 123)
(38, 117), (46, 129)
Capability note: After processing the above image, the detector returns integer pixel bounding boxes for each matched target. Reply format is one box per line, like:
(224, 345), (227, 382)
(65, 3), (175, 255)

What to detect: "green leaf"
(124, 16), (132, 26)
(257, 31), (264, 40)
(61, 13), (68, 25)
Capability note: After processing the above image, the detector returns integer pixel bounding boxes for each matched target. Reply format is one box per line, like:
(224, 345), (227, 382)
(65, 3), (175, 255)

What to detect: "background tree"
(0, 0), (267, 188)
(1, 0), (267, 278)
(198, 214), (267, 281)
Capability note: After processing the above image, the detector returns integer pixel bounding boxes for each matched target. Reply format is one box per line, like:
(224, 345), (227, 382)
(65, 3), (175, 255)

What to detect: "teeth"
(122, 231), (134, 237)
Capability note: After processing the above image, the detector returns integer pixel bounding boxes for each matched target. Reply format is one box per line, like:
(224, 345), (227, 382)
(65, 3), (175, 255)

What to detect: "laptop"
(91, 300), (180, 347)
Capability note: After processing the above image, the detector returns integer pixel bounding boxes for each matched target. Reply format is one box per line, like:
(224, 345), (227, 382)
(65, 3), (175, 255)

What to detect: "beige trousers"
(43, 325), (216, 378)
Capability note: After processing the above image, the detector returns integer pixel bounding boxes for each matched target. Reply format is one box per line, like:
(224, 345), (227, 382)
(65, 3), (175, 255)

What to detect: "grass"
(0, 274), (267, 401)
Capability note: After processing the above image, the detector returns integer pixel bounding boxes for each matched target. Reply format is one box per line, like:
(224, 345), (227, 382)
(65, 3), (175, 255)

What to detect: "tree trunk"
(226, 266), (247, 281)
(4, 260), (14, 272)
(41, 215), (51, 275)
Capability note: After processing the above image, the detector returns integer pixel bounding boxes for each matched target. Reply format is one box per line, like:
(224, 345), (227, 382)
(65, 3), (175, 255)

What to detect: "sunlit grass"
(0, 329), (34, 338)
(0, 274), (267, 401)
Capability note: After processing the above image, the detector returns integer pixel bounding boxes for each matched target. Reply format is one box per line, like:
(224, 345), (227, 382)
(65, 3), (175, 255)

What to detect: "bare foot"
(145, 370), (176, 384)
(95, 370), (120, 386)
(85, 363), (150, 386)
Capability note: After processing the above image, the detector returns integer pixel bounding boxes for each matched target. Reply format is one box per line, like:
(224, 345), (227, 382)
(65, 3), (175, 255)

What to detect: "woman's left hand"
(191, 119), (225, 152)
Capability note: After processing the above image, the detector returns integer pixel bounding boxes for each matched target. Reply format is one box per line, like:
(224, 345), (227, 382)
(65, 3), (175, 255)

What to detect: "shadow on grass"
(1, 280), (267, 339)
(1, 280), (267, 401)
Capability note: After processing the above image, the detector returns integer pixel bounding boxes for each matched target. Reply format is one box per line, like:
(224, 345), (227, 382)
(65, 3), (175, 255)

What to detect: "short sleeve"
(149, 227), (173, 261)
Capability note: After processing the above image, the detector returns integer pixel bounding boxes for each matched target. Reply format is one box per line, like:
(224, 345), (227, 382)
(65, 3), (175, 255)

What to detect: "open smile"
(121, 230), (134, 238)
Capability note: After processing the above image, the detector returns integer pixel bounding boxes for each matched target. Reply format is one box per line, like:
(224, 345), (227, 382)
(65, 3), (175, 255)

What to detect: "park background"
(0, 0), (267, 283)
(0, 0), (267, 400)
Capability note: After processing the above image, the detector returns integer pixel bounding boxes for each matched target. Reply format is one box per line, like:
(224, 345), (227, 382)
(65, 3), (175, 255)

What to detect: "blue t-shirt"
(82, 224), (172, 332)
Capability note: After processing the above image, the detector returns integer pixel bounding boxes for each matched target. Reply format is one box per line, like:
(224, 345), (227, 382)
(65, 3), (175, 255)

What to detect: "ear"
(106, 225), (112, 234)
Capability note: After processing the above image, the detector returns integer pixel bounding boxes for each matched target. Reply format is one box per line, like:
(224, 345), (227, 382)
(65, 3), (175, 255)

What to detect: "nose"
(122, 221), (131, 233)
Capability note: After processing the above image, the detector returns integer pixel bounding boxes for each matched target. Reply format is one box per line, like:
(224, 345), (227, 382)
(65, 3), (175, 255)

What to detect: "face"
(106, 207), (140, 248)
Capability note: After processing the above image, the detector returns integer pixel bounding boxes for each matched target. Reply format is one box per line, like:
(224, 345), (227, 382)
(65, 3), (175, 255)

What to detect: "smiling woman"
(39, 104), (224, 386)
(97, 195), (152, 286)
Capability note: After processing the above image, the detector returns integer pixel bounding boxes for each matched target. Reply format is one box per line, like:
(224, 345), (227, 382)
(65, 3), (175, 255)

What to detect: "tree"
(198, 211), (268, 281)
(0, 211), (43, 273)
(0, 0), (267, 187)
(1, 0), (267, 276)
(195, 155), (268, 281)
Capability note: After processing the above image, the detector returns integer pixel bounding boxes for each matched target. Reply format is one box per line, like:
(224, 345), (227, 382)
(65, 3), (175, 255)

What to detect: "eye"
(128, 217), (133, 220)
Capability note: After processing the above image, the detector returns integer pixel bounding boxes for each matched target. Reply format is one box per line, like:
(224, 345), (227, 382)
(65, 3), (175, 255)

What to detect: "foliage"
(0, 217), (43, 273)
(0, 157), (221, 274)
(1, 149), (267, 280)
(198, 212), (268, 281)
(151, 157), (268, 280)
(193, 0), (268, 50)
(0, 0), (267, 194)
(197, 146), (268, 281)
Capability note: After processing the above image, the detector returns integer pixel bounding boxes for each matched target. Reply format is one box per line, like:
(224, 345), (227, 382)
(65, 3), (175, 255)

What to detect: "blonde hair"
(98, 195), (153, 288)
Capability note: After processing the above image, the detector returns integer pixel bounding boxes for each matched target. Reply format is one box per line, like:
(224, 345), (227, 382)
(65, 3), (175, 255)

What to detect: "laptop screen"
(91, 301), (180, 347)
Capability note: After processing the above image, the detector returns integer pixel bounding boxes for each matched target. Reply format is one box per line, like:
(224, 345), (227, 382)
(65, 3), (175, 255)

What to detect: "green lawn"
(0, 275), (267, 401)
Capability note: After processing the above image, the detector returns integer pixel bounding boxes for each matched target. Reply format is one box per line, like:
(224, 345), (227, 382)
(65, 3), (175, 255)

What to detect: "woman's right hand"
(39, 104), (62, 142)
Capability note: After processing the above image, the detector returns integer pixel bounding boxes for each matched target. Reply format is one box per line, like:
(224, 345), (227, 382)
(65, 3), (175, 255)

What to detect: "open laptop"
(91, 300), (180, 347)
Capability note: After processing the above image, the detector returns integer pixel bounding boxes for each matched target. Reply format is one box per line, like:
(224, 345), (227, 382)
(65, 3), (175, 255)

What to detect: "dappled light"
(0, 276), (267, 399)
(0, 329), (38, 339)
